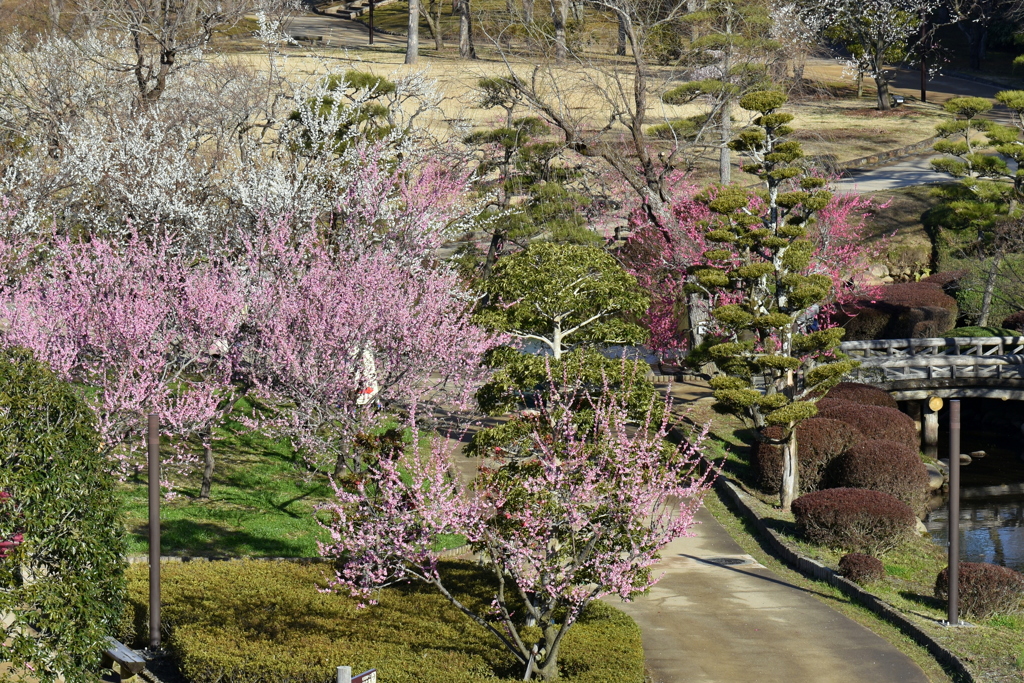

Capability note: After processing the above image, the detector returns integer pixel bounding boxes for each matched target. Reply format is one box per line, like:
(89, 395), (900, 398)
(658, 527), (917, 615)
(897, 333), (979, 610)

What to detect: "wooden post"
(923, 396), (941, 447)
(148, 414), (161, 650)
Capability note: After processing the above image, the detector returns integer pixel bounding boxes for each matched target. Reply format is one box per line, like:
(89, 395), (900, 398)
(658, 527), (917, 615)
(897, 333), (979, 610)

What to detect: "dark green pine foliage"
(470, 242), (657, 456)
(687, 91), (859, 509)
(0, 348), (128, 683)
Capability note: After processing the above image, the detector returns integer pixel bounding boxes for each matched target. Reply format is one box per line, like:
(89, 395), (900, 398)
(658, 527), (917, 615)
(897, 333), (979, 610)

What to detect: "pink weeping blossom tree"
(239, 218), (499, 479)
(318, 382), (715, 681)
(0, 229), (243, 486)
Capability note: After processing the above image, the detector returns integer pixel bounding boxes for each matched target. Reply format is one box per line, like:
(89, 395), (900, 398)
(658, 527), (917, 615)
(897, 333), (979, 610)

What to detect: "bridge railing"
(838, 336), (1024, 384)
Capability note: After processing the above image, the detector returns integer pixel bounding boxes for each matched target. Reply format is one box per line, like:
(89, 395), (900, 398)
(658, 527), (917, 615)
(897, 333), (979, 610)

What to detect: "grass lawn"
(118, 404), (334, 558)
(691, 407), (1024, 682)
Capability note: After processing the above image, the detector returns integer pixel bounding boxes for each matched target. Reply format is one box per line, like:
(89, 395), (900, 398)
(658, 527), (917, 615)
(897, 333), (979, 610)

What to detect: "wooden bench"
(100, 637), (146, 682)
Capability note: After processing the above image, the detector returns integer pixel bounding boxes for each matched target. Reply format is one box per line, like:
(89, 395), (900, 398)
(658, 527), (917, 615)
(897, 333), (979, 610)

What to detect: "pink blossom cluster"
(317, 383), (715, 678)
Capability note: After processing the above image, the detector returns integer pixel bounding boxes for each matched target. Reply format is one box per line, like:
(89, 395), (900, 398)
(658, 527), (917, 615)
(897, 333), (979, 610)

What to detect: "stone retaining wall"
(840, 136), (938, 171)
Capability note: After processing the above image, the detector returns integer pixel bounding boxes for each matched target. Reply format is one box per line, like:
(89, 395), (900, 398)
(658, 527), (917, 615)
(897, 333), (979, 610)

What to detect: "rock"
(880, 276), (894, 283)
(916, 518), (928, 534)
(868, 263), (889, 279)
(969, 450), (987, 459)
(925, 463), (945, 491)
(959, 453), (972, 466)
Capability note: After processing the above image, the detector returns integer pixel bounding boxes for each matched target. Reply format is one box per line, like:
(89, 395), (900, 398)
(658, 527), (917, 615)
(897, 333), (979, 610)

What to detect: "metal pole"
(368, 0), (374, 45)
(948, 400), (960, 626)
(148, 414), (161, 649)
(919, 18), (927, 103)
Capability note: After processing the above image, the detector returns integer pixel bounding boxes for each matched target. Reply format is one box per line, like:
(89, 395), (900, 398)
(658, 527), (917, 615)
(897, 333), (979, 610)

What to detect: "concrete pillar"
(923, 402), (939, 447)
(906, 401), (923, 435)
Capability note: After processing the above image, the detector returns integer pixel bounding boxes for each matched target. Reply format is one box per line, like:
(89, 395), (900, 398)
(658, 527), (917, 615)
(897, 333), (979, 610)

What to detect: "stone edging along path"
(837, 136), (938, 171)
(707, 473), (974, 683)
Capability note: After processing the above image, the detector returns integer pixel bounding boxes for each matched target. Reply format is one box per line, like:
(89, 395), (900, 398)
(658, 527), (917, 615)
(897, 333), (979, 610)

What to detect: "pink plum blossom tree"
(318, 381), (715, 681)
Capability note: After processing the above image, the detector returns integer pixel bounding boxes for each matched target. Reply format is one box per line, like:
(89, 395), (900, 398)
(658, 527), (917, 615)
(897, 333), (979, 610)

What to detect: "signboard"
(352, 670), (377, 683)
(355, 348), (380, 406)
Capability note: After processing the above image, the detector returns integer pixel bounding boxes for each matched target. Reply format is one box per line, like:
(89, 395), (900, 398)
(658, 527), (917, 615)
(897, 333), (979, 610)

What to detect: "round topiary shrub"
(841, 282), (958, 340)
(791, 488), (916, 555)
(754, 418), (862, 495)
(823, 382), (898, 410)
(832, 439), (930, 513)
(816, 398), (918, 449)
(1002, 310), (1024, 333)
(934, 562), (1024, 619)
(0, 347), (127, 683)
(838, 553), (885, 585)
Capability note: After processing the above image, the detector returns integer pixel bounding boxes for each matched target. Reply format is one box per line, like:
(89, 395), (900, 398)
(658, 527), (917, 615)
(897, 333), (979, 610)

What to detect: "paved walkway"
(610, 505), (932, 683)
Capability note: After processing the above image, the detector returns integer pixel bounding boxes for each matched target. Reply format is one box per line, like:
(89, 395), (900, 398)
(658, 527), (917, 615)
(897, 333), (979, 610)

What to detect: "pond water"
(923, 399), (1024, 572)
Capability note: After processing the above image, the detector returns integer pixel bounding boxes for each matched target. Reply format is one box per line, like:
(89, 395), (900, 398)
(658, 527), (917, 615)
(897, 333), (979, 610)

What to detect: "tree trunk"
(978, 251), (1004, 327)
(779, 425), (799, 512)
(405, 0), (420, 64)
(458, 0), (476, 58)
(875, 75), (891, 111)
(856, 72), (863, 98)
(719, 101), (731, 184)
(199, 436), (214, 499)
(550, 0), (567, 60)
(423, 0), (444, 50)
(523, 0), (534, 23)
(616, 13), (626, 56)
(532, 627), (563, 681)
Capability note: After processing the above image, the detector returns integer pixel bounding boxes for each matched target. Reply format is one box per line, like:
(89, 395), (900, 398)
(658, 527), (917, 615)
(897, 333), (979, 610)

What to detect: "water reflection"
(925, 501), (1024, 572)
(920, 398), (1024, 573)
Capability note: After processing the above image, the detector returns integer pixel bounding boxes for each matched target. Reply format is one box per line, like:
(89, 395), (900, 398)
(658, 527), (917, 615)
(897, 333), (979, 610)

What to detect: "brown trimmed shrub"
(815, 399), (918, 448)
(791, 488), (916, 554)
(823, 382), (898, 410)
(934, 562), (1024, 619)
(838, 553), (885, 584)
(754, 418), (862, 494)
(1002, 311), (1024, 333)
(840, 282), (958, 340)
(832, 440), (930, 513)
(921, 271), (968, 288)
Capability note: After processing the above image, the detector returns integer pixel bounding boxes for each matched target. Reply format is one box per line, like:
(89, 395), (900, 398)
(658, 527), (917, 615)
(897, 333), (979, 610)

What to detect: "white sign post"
(337, 666), (377, 683)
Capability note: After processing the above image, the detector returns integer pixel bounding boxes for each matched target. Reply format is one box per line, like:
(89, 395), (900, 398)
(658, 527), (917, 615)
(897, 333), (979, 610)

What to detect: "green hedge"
(123, 560), (645, 683)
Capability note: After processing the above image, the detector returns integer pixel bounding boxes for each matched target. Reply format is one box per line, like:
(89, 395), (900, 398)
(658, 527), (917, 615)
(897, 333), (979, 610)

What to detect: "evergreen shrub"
(1002, 311), (1024, 333)
(822, 382), (898, 410)
(122, 560), (645, 683)
(934, 562), (1024, 619)
(838, 553), (885, 584)
(754, 418), (862, 494)
(0, 347), (127, 683)
(791, 488), (916, 554)
(815, 399), (917, 448)
(832, 440), (930, 512)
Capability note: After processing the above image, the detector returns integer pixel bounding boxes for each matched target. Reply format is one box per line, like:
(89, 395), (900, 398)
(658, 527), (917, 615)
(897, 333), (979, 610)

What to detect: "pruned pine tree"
(661, 0), (776, 184)
(688, 91), (859, 510)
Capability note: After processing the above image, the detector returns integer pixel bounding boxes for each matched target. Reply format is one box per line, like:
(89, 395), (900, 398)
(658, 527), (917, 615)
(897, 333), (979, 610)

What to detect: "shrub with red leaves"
(791, 488), (916, 554)
(755, 418), (862, 494)
(921, 271), (968, 288)
(838, 553), (885, 584)
(1002, 311), (1024, 334)
(823, 382), (898, 410)
(832, 439), (930, 512)
(815, 399), (918, 449)
(841, 282), (958, 340)
(935, 562), (1024, 619)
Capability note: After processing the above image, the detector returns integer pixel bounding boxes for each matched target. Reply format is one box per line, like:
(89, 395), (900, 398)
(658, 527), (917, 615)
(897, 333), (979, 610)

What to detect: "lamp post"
(148, 414), (161, 649)
(947, 400), (960, 626)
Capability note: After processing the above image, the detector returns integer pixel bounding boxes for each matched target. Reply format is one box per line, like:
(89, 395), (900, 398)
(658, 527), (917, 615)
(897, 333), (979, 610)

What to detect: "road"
(282, 13), (406, 48)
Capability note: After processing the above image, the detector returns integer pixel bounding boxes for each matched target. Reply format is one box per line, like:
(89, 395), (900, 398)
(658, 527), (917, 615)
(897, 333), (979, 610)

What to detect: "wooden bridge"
(838, 336), (1024, 401)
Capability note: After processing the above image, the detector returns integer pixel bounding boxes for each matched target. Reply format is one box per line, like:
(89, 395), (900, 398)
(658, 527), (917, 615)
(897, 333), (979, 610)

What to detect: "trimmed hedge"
(754, 418), (862, 494)
(1002, 311), (1024, 333)
(934, 562), (1024, 619)
(815, 399), (918, 449)
(838, 553), (885, 585)
(832, 440), (930, 513)
(123, 560), (645, 683)
(841, 282), (958, 340)
(791, 488), (916, 555)
(822, 382), (898, 410)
